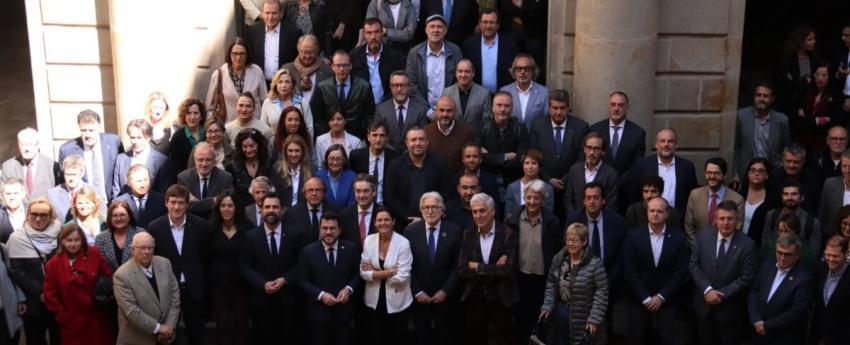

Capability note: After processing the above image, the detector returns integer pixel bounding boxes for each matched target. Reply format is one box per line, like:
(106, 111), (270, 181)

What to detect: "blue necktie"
(443, 0), (452, 25)
(554, 126), (564, 156)
(427, 228), (437, 262)
(338, 83), (347, 104)
(328, 247), (335, 269)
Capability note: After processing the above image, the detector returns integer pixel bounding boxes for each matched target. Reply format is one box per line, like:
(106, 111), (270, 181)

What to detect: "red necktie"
(708, 193), (718, 226)
(25, 162), (34, 197)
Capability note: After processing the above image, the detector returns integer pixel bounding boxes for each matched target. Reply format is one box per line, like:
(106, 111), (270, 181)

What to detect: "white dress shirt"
(131, 145), (151, 167)
(169, 216), (186, 282)
(265, 222), (282, 253)
(658, 156), (677, 207)
(587, 214), (605, 259)
(264, 23), (281, 80)
(843, 181), (850, 206)
(478, 223), (496, 265)
(767, 264), (791, 302)
(584, 161), (601, 183)
(648, 225), (666, 266)
(517, 84), (531, 121)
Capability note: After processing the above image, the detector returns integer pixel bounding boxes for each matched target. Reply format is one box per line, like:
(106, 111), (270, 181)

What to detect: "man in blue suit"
(747, 233), (812, 345)
(298, 211), (361, 345)
(58, 109), (123, 203)
(623, 197), (691, 345)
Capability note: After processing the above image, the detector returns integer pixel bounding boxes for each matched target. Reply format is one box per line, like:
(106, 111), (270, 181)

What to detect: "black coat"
(420, 0), (479, 46)
(747, 260), (813, 345)
(461, 33), (518, 90)
(475, 117), (529, 183)
(283, 201), (339, 246)
(811, 262), (850, 345)
(115, 191), (167, 229)
(620, 154), (698, 216)
(246, 21), (302, 76)
(623, 226), (691, 308)
(147, 214), (211, 301)
(527, 115), (589, 181)
(350, 43), (406, 103)
(457, 222), (519, 307)
(404, 220), (463, 296)
(589, 118), (647, 176)
(297, 239), (362, 322)
(240, 224), (304, 309)
(338, 203), (378, 251)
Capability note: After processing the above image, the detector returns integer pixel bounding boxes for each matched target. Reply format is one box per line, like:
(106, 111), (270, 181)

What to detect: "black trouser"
(412, 298), (458, 345)
(22, 307), (58, 345)
(464, 294), (516, 345)
(251, 303), (295, 345)
(211, 286), (249, 345)
(0, 309), (19, 345)
(696, 303), (744, 345)
(368, 306), (410, 345)
(180, 285), (206, 345)
(310, 309), (353, 345)
(628, 302), (691, 345)
(516, 272), (546, 343)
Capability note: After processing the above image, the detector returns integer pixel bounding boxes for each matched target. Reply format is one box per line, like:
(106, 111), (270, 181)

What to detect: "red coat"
(43, 246), (115, 345)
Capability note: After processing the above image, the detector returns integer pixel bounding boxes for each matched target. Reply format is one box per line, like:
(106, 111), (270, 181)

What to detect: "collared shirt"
(336, 77), (351, 102)
(608, 119), (623, 149)
(369, 151), (386, 203)
(366, 45), (384, 103)
(264, 23), (281, 80)
(481, 35), (499, 93)
(519, 210), (544, 275)
(22, 156), (38, 189)
(658, 156), (677, 207)
(754, 112), (770, 159)
(587, 214), (605, 259)
(131, 145), (151, 167)
(716, 232), (732, 257)
(458, 86), (471, 114)
(437, 119), (455, 136)
(551, 119), (566, 147)
(767, 264), (791, 301)
(478, 223), (496, 265)
(6, 207), (24, 231)
(844, 51), (850, 95)
(389, 3), (401, 24)
(517, 83), (531, 121)
(393, 98), (410, 127)
(824, 262), (848, 304)
(358, 204), (374, 234)
(648, 225), (666, 266)
(265, 222), (282, 253)
(707, 185), (727, 212)
(322, 241), (339, 265)
(198, 173), (211, 198)
(426, 43), (447, 108)
(584, 160), (602, 183)
(309, 205), (324, 238)
(426, 220), (442, 248)
(133, 193), (148, 211)
(254, 205), (263, 225)
(169, 216), (186, 282)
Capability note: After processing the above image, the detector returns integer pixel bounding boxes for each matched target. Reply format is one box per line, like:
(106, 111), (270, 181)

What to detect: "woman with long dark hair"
(272, 106), (314, 159)
(227, 128), (273, 206)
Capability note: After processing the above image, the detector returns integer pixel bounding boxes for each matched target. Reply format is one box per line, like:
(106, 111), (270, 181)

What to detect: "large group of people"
(0, 2), (849, 345)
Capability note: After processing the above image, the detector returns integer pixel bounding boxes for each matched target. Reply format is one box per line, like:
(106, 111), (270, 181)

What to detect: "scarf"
(293, 58), (323, 91)
(7, 222), (61, 259)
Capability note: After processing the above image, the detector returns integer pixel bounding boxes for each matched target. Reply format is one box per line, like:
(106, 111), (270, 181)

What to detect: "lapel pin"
(341, 245), (346, 250)
(789, 276), (794, 281)
(441, 232), (447, 238)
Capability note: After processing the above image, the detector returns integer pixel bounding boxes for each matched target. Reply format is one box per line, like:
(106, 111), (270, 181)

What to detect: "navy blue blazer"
(622, 226), (690, 308)
(111, 147), (172, 198)
(240, 224), (304, 309)
(316, 169), (356, 209)
(566, 209), (626, 289)
(115, 191), (167, 229)
(297, 239), (362, 323)
(58, 133), (124, 201)
(527, 115), (590, 181)
(811, 261), (850, 345)
(747, 260), (813, 345)
(146, 214), (210, 301)
(620, 154), (697, 216)
(589, 118), (646, 176)
(404, 220), (463, 297)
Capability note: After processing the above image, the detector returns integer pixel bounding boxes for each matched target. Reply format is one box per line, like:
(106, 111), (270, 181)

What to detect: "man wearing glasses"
(499, 53), (548, 127)
(310, 50), (376, 139)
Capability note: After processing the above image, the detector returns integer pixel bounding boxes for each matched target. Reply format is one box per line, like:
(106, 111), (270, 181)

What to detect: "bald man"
(424, 96), (475, 174)
(113, 232), (181, 345)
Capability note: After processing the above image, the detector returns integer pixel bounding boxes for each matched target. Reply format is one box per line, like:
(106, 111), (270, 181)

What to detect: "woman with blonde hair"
(271, 134), (313, 206)
(66, 186), (106, 245)
(261, 69), (314, 137)
(144, 91), (177, 153)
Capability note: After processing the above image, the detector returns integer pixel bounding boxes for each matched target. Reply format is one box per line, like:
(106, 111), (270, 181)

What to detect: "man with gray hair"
(245, 176), (274, 227)
(2, 127), (60, 199)
(281, 34), (334, 104)
(177, 141), (234, 216)
(0, 178), (26, 242)
(458, 192), (518, 344)
(116, 164), (167, 228)
(404, 191), (463, 345)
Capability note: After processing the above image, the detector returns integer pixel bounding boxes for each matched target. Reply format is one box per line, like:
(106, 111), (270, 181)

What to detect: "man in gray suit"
(563, 132), (618, 215)
(689, 201), (756, 345)
(1, 128), (59, 200)
(442, 59), (492, 128)
(112, 119), (171, 198)
(732, 82), (790, 182)
(374, 70), (429, 150)
(818, 149), (850, 237)
(177, 142), (234, 217)
(499, 53), (548, 127)
(405, 14), (462, 112)
(113, 232), (180, 345)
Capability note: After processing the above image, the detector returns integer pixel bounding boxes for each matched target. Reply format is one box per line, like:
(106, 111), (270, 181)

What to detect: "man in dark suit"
(58, 109), (123, 203)
(747, 233), (813, 345)
(445, 173), (478, 231)
(732, 82), (790, 180)
(811, 235), (850, 345)
(115, 165), (166, 229)
(146, 184), (210, 345)
(176, 142), (234, 217)
(0, 179), (25, 243)
(589, 92), (647, 176)
(565, 182), (626, 301)
(350, 18), (406, 104)
(373, 71), (430, 151)
(298, 212), (361, 345)
(244, 176), (273, 227)
(528, 89), (589, 218)
(349, 122), (399, 204)
(689, 201), (756, 345)
(461, 8), (518, 93)
(339, 174), (378, 250)
(563, 132), (619, 215)
(623, 196), (692, 345)
(420, 0), (479, 46)
(620, 128), (698, 216)
(769, 143), (820, 213)
(458, 193), (518, 345)
(2, 127), (60, 200)
(624, 175), (684, 231)
(240, 192), (304, 344)
(246, 0), (301, 82)
(284, 176), (339, 244)
(384, 127), (452, 227)
(404, 191), (462, 345)
(818, 150), (850, 237)
(311, 50), (376, 138)
(112, 119), (171, 198)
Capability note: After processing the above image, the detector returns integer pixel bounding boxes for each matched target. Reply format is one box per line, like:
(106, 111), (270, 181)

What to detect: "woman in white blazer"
(359, 206), (413, 344)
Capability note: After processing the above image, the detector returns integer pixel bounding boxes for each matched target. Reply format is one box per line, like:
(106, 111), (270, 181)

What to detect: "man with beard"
(374, 71), (429, 150)
(240, 192), (304, 344)
(281, 35), (333, 105)
(385, 127), (451, 227)
(684, 157), (744, 248)
(769, 144), (820, 212)
(350, 18), (406, 104)
(453, 144), (500, 208)
(445, 174), (479, 230)
(406, 14), (462, 111)
(499, 54), (548, 127)
(733, 82), (790, 182)
(563, 132), (619, 215)
(424, 96), (475, 174)
(762, 179), (822, 257)
(589, 92), (647, 176)
(476, 91), (528, 184)
(813, 125), (848, 187)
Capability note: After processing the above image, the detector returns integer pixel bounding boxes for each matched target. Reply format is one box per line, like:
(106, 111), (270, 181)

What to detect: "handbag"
(209, 66), (228, 122)
(93, 275), (114, 305)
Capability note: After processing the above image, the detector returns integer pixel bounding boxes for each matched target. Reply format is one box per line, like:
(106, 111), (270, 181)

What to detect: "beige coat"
(205, 64), (268, 122)
(684, 186), (745, 248)
(113, 256), (180, 345)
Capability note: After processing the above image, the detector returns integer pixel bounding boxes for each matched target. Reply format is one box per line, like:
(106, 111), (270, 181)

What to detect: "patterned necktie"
(611, 126), (621, 159)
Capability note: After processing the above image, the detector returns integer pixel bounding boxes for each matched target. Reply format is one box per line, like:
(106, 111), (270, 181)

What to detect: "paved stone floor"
(0, 0), (37, 160)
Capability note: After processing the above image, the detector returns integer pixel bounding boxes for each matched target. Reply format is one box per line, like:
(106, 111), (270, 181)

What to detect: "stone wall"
(548, 0), (747, 179)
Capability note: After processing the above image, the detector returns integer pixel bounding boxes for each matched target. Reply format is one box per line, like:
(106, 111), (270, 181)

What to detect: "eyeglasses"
(421, 205), (442, 212)
(748, 168), (767, 174)
(207, 128), (223, 134)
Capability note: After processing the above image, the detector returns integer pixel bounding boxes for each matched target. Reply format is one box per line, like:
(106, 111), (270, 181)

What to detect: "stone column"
(571, 0), (659, 127)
